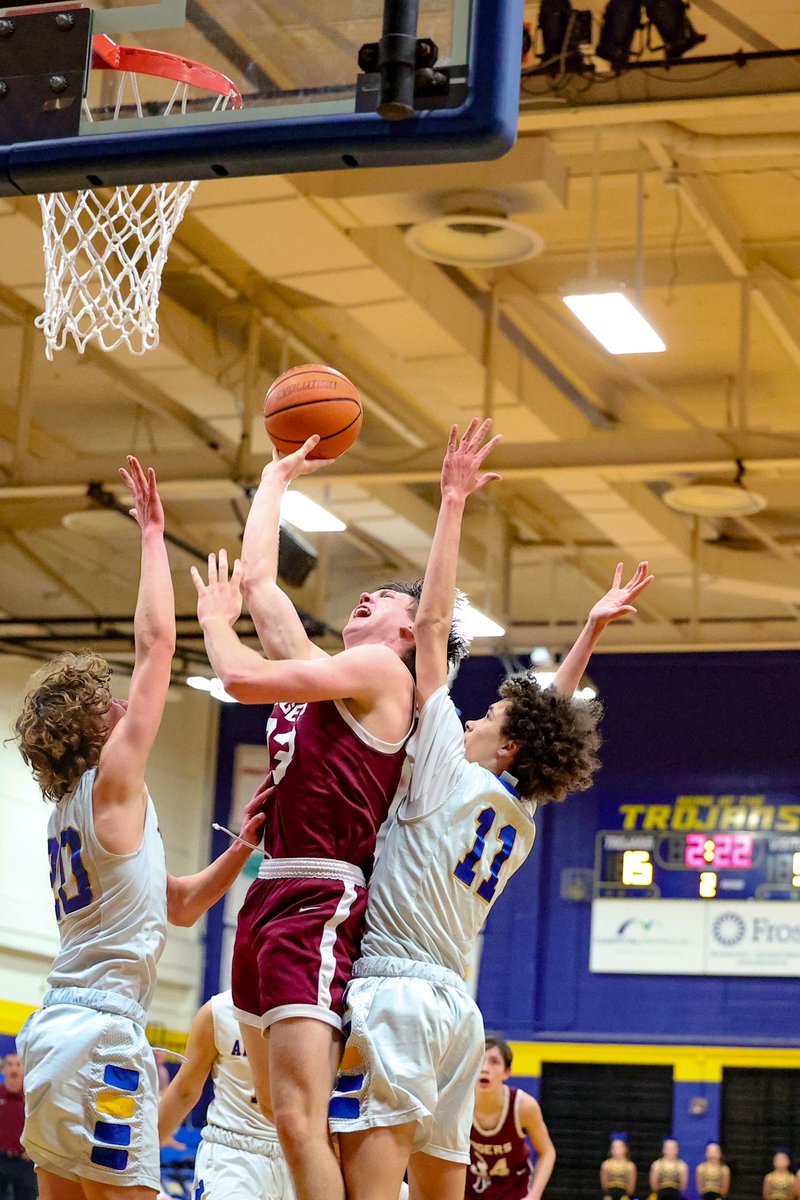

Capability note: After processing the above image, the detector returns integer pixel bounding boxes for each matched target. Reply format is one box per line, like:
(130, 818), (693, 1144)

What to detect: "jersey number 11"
(453, 807), (517, 904)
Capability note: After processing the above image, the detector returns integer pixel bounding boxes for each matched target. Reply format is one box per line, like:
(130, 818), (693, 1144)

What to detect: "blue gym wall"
(453, 650), (800, 1170)
(457, 650), (800, 1047)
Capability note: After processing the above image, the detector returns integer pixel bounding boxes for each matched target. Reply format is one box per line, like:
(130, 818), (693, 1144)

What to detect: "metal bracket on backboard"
(0, 6), (91, 142)
(355, 64), (468, 115)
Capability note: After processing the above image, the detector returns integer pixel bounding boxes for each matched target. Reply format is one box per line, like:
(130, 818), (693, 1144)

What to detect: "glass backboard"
(0, 0), (523, 195)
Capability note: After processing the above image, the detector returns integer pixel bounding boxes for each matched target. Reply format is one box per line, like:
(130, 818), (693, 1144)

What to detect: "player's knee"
(274, 1105), (315, 1155)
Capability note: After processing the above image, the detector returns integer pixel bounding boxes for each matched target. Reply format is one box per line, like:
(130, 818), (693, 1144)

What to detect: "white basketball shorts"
(328, 958), (485, 1164)
(195, 1129), (295, 1200)
(17, 987), (160, 1191)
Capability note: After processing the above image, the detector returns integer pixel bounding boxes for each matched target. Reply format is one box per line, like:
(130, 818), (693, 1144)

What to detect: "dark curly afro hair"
(499, 671), (603, 804)
(381, 579), (471, 671)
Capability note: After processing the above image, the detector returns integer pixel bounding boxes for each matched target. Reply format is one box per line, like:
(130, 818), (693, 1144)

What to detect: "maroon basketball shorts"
(232, 857), (368, 1032)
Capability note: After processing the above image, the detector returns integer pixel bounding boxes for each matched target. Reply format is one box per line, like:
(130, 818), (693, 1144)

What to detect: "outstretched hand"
(120, 456), (164, 534)
(191, 548), (243, 629)
(266, 435), (334, 484)
(589, 561), (654, 629)
(441, 419), (502, 501)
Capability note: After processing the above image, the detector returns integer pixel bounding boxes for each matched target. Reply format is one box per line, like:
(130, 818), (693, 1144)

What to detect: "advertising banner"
(591, 899), (800, 977)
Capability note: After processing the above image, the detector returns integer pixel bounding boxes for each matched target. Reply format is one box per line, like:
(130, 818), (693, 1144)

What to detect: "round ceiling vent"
(405, 191), (544, 268)
(662, 482), (767, 518)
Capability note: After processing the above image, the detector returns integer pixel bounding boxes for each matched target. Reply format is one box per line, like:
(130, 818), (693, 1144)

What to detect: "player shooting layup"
(13, 459), (263, 1200)
(159, 990), (294, 1200)
(331, 420), (653, 1200)
(193, 435), (459, 1200)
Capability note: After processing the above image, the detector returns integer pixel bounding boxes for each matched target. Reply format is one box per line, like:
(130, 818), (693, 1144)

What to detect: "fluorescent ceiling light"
(186, 675), (239, 703)
(461, 604), (505, 638)
(281, 492), (346, 533)
(532, 670), (597, 701)
(562, 288), (666, 355)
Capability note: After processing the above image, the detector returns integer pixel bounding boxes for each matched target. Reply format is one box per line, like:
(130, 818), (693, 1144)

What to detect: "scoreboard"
(595, 830), (800, 901)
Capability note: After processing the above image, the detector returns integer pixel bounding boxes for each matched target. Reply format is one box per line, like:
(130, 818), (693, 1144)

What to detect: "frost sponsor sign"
(591, 899), (800, 976)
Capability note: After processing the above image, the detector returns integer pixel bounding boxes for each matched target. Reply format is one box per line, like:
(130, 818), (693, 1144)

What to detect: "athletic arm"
(194, 552), (406, 706)
(696, 1167), (703, 1194)
(551, 561), (654, 697)
(627, 1163), (637, 1193)
(601, 1164), (610, 1190)
(158, 1002), (217, 1141)
(241, 437), (330, 661)
(94, 459), (176, 854)
(679, 1162), (689, 1191)
(521, 1094), (556, 1200)
(651, 1164), (660, 1192)
(721, 1166), (731, 1196)
(167, 807), (264, 927)
(414, 420), (501, 706)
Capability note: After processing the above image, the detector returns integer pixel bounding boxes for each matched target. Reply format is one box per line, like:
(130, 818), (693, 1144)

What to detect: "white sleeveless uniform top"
(45, 766), (167, 1011)
(360, 686), (537, 980)
(204, 990), (279, 1146)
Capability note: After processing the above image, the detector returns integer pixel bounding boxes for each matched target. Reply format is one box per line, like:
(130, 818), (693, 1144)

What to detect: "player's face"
(1, 1054), (23, 1091)
(464, 700), (513, 770)
(103, 697), (128, 734)
(663, 1140), (679, 1160)
(706, 1144), (721, 1164)
(775, 1154), (791, 1172)
(476, 1047), (511, 1094)
(342, 589), (415, 648)
(611, 1140), (628, 1159)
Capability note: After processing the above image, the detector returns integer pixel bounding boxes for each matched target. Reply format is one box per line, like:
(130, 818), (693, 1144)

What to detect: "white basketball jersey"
(205, 991), (278, 1142)
(46, 767), (167, 1009)
(360, 686), (537, 979)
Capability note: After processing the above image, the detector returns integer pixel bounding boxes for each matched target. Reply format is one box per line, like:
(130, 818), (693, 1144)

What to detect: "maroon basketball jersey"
(467, 1088), (532, 1199)
(260, 698), (410, 872)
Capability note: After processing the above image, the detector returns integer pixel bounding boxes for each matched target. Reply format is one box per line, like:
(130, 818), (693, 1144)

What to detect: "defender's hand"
(191, 549), (243, 628)
(441, 419), (502, 501)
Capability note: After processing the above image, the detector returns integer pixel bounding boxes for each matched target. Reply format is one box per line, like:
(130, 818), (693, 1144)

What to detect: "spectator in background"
(601, 1134), (636, 1200)
(764, 1149), (797, 1200)
(650, 1138), (688, 1200)
(0, 1053), (36, 1200)
(696, 1141), (729, 1200)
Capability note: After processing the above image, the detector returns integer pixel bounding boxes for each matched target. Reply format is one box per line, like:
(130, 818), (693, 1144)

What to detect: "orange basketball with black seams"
(263, 364), (362, 459)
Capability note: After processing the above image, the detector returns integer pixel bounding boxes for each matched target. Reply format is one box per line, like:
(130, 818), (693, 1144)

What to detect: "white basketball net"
(36, 180), (197, 358)
(36, 67), (235, 358)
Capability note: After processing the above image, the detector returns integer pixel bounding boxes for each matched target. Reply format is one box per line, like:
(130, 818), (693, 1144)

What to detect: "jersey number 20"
(453, 807), (517, 904)
(48, 827), (94, 920)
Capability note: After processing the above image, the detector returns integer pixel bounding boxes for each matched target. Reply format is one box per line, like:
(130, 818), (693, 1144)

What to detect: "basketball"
(263, 364), (362, 459)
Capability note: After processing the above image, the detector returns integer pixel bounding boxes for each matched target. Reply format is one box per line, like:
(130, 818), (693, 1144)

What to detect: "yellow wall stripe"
(509, 1041), (800, 1082)
(0, 998), (187, 1053)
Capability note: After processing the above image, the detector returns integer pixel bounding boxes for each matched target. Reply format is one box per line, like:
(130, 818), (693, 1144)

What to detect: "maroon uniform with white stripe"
(467, 1087), (532, 1199)
(233, 697), (411, 1031)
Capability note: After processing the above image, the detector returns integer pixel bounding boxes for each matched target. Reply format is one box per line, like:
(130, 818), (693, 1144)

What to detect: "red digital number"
(731, 833), (753, 868)
(685, 833), (706, 869)
(714, 834), (732, 868)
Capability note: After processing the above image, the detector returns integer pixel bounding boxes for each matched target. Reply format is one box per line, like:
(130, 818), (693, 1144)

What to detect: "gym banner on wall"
(590, 898), (800, 976)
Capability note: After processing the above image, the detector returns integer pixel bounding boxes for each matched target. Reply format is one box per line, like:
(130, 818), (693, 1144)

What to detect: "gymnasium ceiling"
(3, 1), (800, 674)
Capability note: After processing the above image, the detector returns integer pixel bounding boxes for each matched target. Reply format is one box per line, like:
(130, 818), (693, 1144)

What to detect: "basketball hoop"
(36, 35), (243, 358)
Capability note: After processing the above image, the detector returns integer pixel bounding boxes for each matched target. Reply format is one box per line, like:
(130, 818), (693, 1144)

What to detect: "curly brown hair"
(14, 651), (113, 802)
(499, 671), (603, 804)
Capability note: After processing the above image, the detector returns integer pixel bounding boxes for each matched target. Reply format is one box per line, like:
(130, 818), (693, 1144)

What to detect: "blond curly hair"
(14, 651), (113, 801)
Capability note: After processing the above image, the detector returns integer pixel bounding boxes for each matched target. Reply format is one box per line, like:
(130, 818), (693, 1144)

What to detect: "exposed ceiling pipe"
(636, 121), (800, 158)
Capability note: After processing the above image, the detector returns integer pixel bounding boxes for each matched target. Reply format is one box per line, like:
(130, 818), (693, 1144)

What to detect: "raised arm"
(157, 1001), (217, 1140)
(414, 420), (501, 706)
(167, 805), (264, 927)
(193, 550), (410, 710)
(521, 1094), (556, 1200)
(551, 561), (654, 697)
(93, 458), (176, 855)
(241, 436), (331, 661)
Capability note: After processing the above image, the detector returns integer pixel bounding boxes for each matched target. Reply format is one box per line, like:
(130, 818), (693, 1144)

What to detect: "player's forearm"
(415, 493), (466, 639)
(200, 616), (271, 700)
(528, 1148), (556, 1200)
(168, 841), (254, 927)
(134, 528), (176, 656)
(551, 615), (604, 696)
(244, 576), (317, 660)
(158, 1077), (204, 1141)
(241, 464), (286, 588)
